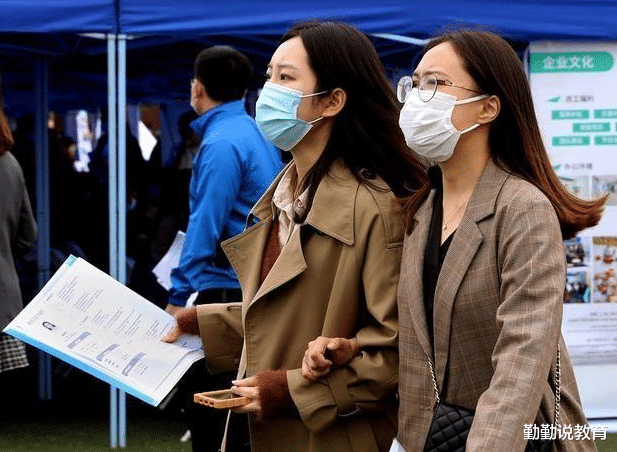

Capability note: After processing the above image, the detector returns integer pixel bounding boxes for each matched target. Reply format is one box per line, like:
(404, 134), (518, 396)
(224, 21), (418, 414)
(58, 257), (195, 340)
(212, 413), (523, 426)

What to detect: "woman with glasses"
(303, 29), (603, 451)
(162, 20), (427, 452)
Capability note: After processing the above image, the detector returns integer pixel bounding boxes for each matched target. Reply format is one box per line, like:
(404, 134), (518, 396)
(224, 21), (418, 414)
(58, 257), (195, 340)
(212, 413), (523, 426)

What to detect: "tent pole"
(117, 32), (127, 449)
(34, 56), (52, 402)
(107, 33), (118, 449)
(107, 33), (127, 449)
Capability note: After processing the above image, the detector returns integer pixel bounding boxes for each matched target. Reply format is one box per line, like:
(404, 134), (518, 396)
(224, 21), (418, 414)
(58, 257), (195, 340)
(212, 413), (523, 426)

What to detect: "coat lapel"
(224, 159), (360, 318)
(222, 219), (271, 319)
(400, 190), (435, 360)
(221, 162), (288, 315)
(251, 224), (307, 305)
(432, 160), (509, 388)
(432, 217), (483, 386)
(226, 160), (361, 379)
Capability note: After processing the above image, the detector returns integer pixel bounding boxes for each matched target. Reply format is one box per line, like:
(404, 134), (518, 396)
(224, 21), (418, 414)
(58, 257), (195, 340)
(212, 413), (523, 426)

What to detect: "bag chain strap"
(427, 358), (441, 405)
(427, 343), (561, 424)
(554, 344), (561, 426)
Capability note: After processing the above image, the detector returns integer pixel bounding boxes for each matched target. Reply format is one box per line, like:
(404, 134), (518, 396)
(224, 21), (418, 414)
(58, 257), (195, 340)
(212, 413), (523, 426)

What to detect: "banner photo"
(529, 41), (617, 420)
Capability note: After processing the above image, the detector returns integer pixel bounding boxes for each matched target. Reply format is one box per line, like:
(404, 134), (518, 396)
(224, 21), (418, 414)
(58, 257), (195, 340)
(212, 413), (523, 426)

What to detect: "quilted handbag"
(423, 401), (474, 452)
(423, 346), (560, 452)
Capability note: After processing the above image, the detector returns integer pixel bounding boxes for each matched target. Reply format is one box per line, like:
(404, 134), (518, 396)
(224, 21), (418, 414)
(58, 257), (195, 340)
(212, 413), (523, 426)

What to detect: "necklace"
(442, 198), (469, 231)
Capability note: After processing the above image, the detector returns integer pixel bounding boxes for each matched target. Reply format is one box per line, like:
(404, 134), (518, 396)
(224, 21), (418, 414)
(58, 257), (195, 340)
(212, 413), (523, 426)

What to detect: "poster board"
(529, 41), (617, 423)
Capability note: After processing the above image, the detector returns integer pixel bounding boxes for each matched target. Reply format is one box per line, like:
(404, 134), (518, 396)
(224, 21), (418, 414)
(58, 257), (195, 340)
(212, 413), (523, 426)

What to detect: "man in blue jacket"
(166, 46), (281, 312)
(165, 46), (282, 452)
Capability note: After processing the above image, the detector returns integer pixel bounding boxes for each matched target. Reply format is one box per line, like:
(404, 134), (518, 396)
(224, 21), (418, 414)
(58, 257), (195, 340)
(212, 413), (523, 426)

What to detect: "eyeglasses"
(397, 74), (484, 103)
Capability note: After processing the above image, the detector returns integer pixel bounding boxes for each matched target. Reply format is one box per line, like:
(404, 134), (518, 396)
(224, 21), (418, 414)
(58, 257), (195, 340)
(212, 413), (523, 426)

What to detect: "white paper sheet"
(152, 230), (186, 291)
(3, 255), (204, 406)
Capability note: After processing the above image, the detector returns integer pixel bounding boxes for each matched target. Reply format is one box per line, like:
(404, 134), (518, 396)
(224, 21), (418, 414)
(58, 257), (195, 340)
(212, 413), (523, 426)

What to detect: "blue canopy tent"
(1, 0), (616, 448)
(2, 0), (617, 113)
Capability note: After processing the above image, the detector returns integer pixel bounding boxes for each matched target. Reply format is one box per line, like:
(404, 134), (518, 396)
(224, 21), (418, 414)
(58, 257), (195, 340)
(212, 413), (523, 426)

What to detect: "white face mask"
(399, 88), (488, 162)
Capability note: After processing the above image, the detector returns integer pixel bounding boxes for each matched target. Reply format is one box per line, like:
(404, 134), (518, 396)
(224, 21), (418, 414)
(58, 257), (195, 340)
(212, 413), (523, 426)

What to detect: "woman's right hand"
(302, 336), (358, 381)
(160, 306), (199, 343)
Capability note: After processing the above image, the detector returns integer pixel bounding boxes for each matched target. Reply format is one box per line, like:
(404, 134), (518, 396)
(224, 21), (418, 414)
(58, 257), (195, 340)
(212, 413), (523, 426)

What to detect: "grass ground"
(598, 435), (617, 452)
(0, 406), (192, 452)
(0, 354), (193, 452)
(2, 408), (616, 452)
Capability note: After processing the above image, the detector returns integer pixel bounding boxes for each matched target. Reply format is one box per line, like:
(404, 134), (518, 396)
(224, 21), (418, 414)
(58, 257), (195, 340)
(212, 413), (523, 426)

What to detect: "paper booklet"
(3, 255), (204, 407)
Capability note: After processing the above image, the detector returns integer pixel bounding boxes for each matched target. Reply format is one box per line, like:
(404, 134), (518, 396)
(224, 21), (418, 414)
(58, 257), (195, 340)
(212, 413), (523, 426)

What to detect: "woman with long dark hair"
(163, 21), (427, 452)
(304, 29), (603, 452)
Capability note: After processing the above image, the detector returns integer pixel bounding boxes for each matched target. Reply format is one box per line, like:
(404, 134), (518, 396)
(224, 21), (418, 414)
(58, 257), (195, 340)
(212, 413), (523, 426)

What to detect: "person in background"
(163, 21), (427, 452)
(49, 136), (83, 254)
(88, 114), (145, 271)
(302, 29), (604, 452)
(0, 77), (37, 412)
(172, 110), (200, 170)
(165, 45), (282, 315)
(164, 46), (282, 452)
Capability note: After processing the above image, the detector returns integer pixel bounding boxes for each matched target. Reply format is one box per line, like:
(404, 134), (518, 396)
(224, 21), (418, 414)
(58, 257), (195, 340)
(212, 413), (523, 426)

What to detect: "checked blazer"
(396, 160), (596, 452)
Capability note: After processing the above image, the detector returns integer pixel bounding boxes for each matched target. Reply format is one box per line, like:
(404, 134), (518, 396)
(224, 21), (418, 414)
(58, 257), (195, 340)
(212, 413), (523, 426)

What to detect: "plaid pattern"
(0, 332), (28, 372)
(397, 161), (596, 452)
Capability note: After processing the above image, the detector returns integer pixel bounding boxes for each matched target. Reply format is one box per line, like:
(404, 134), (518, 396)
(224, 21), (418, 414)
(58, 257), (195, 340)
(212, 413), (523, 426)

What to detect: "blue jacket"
(168, 100), (282, 306)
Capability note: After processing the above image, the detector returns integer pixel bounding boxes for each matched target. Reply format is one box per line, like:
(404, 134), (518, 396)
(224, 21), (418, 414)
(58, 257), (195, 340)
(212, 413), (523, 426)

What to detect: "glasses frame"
(397, 74), (485, 103)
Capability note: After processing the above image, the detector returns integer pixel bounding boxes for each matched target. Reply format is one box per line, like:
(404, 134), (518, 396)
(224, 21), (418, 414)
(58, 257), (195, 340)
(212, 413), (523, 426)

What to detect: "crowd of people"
(1, 18), (608, 452)
(8, 109), (202, 308)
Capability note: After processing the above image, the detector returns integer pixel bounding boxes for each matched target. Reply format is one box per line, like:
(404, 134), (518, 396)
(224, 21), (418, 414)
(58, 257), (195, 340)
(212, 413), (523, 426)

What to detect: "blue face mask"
(255, 82), (327, 151)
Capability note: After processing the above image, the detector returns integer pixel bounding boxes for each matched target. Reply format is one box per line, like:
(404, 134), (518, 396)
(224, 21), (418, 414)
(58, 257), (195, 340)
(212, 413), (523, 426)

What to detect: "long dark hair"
(281, 21), (427, 221)
(404, 29), (605, 238)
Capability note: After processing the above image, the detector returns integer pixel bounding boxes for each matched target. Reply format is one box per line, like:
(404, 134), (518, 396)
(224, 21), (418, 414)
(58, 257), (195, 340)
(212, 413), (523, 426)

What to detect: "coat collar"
(248, 158), (363, 246)
(406, 159), (510, 387)
(460, 159), (509, 225)
(223, 158), (367, 327)
(414, 159), (508, 226)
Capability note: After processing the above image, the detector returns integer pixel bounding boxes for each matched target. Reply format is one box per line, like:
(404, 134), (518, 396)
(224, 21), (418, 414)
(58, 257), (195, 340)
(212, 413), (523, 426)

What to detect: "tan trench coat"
(397, 161), (596, 452)
(196, 160), (403, 452)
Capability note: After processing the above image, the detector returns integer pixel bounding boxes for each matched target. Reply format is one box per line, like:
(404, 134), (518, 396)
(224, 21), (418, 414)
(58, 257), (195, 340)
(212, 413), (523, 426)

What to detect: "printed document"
(3, 255), (204, 406)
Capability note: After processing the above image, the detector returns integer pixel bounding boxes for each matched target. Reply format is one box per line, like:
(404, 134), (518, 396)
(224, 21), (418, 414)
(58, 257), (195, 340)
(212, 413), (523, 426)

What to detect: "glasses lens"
(418, 74), (437, 102)
(397, 76), (412, 103)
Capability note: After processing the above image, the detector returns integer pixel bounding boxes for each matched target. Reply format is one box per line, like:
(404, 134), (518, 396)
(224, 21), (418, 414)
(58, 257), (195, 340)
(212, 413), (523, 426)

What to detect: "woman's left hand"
(230, 376), (262, 416)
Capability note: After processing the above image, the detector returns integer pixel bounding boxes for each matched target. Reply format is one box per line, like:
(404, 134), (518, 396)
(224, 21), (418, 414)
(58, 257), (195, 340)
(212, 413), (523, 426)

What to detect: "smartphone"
(193, 389), (250, 409)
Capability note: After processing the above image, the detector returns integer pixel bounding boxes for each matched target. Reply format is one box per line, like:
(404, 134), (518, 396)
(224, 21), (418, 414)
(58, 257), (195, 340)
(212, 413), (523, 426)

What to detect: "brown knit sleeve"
(175, 306), (200, 336)
(256, 369), (298, 421)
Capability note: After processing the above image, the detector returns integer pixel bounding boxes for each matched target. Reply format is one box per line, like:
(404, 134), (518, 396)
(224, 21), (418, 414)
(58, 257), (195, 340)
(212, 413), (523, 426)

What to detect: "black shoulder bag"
(423, 345), (560, 452)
